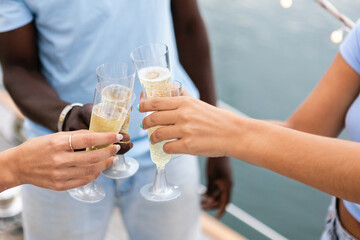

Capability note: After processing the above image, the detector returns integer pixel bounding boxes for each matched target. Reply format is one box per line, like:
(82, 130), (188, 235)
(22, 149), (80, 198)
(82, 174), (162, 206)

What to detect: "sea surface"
(198, 0), (360, 239)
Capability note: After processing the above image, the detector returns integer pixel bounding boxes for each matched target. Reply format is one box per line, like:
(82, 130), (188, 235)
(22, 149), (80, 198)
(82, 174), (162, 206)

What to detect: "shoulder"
(340, 20), (360, 75)
(0, 0), (33, 33)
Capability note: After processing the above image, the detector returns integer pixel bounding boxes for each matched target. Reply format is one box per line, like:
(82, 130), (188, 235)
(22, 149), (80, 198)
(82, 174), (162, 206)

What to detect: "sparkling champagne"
(101, 84), (132, 133)
(138, 66), (171, 96)
(147, 126), (171, 168)
(138, 66), (172, 167)
(121, 110), (131, 133)
(88, 103), (126, 151)
(101, 84), (132, 108)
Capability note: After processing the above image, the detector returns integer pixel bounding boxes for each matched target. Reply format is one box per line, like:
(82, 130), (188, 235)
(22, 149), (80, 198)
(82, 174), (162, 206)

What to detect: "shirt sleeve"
(0, 0), (33, 33)
(340, 20), (360, 75)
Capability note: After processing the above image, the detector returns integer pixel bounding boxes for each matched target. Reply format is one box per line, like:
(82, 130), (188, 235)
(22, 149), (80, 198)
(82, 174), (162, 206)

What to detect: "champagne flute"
(96, 62), (139, 179)
(67, 81), (133, 203)
(130, 43), (171, 92)
(139, 81), (182, 202)
(131, 45), (184, 160)
(131, 43), (182, 201)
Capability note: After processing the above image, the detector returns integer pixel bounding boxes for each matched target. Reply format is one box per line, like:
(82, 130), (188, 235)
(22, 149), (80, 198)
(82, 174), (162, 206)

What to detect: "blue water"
(198, 1), (360, 239)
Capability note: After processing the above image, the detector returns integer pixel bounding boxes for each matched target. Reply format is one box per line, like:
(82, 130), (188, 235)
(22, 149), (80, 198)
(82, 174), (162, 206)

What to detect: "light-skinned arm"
(0, 131), (128, 193)
(138, 53), (360, 203)
(139, 95), (360, 203)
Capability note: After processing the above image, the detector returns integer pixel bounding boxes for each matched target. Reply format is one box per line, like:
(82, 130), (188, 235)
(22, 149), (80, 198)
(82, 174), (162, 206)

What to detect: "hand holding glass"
(140, 81), (182, 202)
(67, 81), (133, 203)
(96, 62), (139, 179)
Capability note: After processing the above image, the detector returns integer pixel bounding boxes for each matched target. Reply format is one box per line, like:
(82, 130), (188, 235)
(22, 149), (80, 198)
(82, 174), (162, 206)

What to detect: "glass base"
(102, 156), (139, 179)
(67, 181), (105, 203)
(140, 183), (181, 202)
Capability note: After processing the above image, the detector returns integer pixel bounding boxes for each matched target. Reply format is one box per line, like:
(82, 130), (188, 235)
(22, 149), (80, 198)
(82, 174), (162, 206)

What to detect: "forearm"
(3, 65), (68, 132)
(0, 147), (20, 192)
(231, 118), (360, 203)
(173, 8), (216, 105)
(178, 28), (216, 104)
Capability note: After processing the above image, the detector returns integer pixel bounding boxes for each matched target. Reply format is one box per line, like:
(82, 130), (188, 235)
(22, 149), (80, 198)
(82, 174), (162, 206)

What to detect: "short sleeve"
(340, 20), (360, 75)
(0, 0), (33, 33)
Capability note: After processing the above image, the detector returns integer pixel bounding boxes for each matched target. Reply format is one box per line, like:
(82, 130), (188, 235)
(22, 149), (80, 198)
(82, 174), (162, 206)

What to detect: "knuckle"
(52, 181), (64, 191)
(147, 114), (157, 126)
(163, 143), (171, 154)
(150, 98), (161, 109)
(180, 112), (191, 122)
(183, 96), (194, 105)
(182, 124), (192, 135)
(48, 138), (57, 148)
(139, 102), (147, 113)
(52, 170), (64, 181)
(109, 145), (118, 155)
(49, 138), (63, 149)
(51, 155), (63, 166)
(83, 135), (96, 147)
(57, 185), (67, 191)
(182, 138), (192, 151)
(152, 129), (162, 141)
(181, 123), (194, 136)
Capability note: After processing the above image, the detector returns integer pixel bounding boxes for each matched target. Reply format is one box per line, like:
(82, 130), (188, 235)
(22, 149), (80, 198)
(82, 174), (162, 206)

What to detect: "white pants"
(21, 155), (201, 240)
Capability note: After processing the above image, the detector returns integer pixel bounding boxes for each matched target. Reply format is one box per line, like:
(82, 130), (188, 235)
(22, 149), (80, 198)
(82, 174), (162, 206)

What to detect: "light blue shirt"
(341, 20), (360, 222)
(0, 0), (199, 165)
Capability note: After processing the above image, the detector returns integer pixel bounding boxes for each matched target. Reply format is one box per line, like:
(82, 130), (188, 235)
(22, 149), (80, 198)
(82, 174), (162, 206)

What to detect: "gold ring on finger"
(68, 134), (74, 152)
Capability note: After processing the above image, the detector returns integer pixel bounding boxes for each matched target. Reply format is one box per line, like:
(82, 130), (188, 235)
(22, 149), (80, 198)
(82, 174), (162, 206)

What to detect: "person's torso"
(23, 0), (199, 159)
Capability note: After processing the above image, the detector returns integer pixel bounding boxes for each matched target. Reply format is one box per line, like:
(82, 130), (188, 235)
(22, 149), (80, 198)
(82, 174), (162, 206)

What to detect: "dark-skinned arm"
(0, 23), (68, 132)
(171, 0), (233, 218)
(0, 22), (132, 154)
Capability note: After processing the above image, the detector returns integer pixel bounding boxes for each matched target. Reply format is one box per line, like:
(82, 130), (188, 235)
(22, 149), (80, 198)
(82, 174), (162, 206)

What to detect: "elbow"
(280, 118), (297, 130)
(283, 120), (295, 129)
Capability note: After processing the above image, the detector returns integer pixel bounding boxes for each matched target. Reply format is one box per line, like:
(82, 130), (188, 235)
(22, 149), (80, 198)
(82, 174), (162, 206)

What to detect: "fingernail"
(116, 134), (123, 141)
(113, 157), (119, 165)
(140, 122), (143, 129)
(137, 104), (140, 111)
(115, 144), (121, 151)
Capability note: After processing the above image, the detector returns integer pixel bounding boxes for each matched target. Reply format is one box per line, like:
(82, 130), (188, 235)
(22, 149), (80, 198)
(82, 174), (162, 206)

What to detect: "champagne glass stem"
(152, 166), (168, 194)
(68, 180), (105, 203)
(114, 155), (130, 171)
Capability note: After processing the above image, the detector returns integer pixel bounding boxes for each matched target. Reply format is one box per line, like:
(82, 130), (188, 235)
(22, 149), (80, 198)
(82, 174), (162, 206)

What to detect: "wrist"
(225, 115), (259, 160)
(221, 111), (249, 158)
(57, 103), (83, 132)
(231, 117), (276, 166)
(0, 147), (21, 191)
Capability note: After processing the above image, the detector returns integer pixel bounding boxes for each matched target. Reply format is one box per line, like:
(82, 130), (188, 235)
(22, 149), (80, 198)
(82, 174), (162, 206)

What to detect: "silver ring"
(68, 134), (74, 152)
